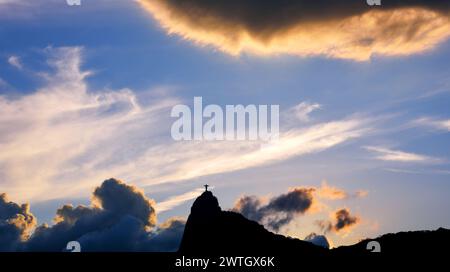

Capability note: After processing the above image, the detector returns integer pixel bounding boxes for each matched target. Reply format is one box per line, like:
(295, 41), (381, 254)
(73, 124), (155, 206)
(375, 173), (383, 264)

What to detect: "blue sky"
(1, 0), (450, 247)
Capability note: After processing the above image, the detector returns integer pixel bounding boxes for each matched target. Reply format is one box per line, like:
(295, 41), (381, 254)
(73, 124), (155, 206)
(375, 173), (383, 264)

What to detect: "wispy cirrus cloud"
(0, 0), (26, 5)
(364, 146), (443, 163)
(0, 46), (373, 203)
(384, 168), (450, 175)
(413, 117), (450, 132)
(0, 46), (180, 201)
(140, 117), (371, 187)
(156, 188), (204, 213)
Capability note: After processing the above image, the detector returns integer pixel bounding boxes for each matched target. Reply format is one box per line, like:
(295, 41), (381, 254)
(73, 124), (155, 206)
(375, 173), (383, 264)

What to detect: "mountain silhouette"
(179, 190), (327, 255)
(179, 190), (450, 256)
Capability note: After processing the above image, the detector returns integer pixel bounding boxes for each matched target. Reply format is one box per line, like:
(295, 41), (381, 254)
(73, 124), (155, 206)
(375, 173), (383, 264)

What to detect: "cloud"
(156, 188), (203, 213)
(0, 46), (181, 201)
(304, 232), (331, 249)
(0, 193), (37, 251)
(317, 208), (360, 234)
(233, 187), (316, 232)
(0, 0), (26, 6)
(364, 146), (443, 163)
(413, 117), (450, 132)
(289, 102), (321, 122)
(0, 0), (25, 4)
(334, 209), (359, 232)
(384, 167), (450, 175)
(316, 181), (368, 200)
(0, 0), (42, 19)
(139, 217), (186, 252)
(139, 0), (450, 60)
(76, 216), (185, 252)
(1, 178), (365, 251)
(147, 117), (371, 187)
(233, 183), (367, 232)
(0, 178), (185, 252)
(25, 178), (157, 251)
(7, 55), (23, 70)
(0, 46), (371, 203)
(92, 178), (157, 228)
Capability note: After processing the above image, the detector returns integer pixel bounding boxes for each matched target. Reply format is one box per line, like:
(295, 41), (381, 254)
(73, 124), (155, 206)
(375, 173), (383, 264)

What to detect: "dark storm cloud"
(317, 208), (360, 234)
(76, 216), (185, 252)
(232, 196), (264, 222)
(145, 0), (450, 32)
(0, 179), (185, 252)
(233, 188), (315, 232)
(265, 188), (315, 213)
(139, 0), (450, 60)
(25, 178), (158, 251)
(92, 178), (157, 228)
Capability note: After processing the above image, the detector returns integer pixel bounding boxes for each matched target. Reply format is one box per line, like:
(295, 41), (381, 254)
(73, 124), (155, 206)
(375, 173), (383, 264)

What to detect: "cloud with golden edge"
(317, 181), (368, 200)
(139, 0), (450, 60)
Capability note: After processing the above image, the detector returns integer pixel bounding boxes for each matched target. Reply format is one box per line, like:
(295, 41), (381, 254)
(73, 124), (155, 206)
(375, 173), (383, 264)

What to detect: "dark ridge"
(178, 190), (450, 256)
(332, 227), (450, 255)
(179, 191), (327, 255)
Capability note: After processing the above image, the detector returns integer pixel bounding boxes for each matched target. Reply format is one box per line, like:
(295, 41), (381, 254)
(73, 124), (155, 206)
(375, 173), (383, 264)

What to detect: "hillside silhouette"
(332, 227), (450, 255)
(179, 190), (450, 256)
(179, 190), (327, 255)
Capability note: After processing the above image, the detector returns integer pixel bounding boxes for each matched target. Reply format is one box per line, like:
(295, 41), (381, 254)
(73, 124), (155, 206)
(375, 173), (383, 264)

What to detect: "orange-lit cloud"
(317, 181), (368, 200)
(0, 193), (36, 250)
(139, 0), (450, 60)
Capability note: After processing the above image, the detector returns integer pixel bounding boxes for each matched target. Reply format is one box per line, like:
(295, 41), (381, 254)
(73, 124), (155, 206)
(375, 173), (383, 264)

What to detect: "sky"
(1, 0), (450, 248)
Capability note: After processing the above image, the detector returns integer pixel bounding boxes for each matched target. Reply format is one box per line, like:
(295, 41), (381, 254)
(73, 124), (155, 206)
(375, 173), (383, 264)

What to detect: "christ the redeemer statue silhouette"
(204, 184), (209, 191)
